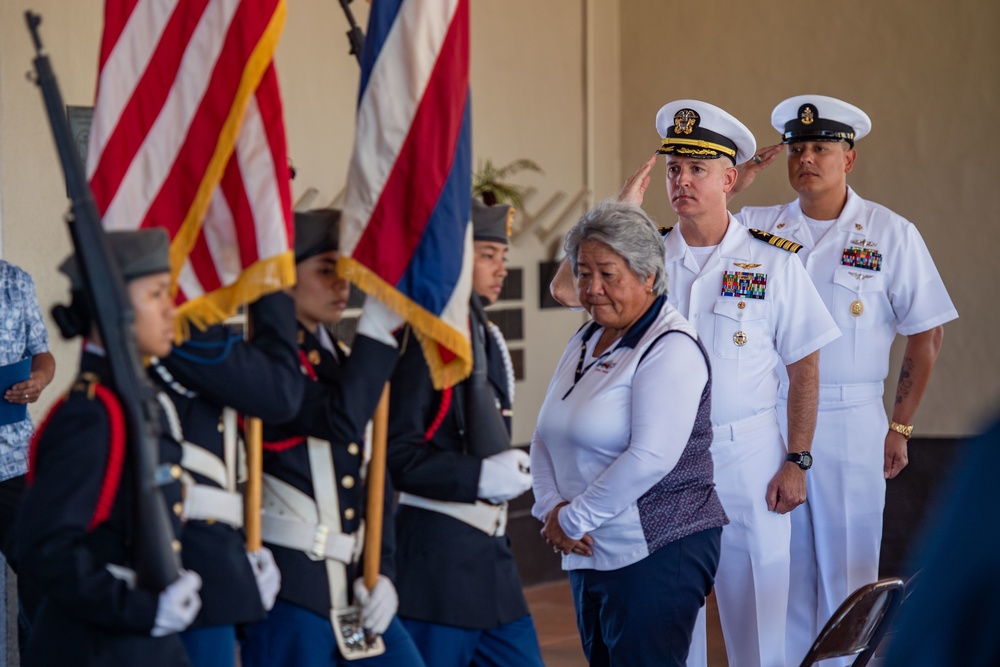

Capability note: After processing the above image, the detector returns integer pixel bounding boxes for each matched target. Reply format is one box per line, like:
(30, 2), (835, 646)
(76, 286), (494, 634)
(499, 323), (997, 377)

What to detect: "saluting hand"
(617, 154), (658, 207)
(732, 143), (784, 196)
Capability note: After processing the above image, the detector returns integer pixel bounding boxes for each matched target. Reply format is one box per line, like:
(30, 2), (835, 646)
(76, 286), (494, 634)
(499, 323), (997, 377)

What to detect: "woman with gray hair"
(531, 199), (727, 665)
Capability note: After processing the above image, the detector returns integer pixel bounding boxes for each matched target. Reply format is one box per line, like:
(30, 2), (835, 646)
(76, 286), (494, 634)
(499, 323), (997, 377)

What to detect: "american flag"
(87, 0), (295, 331)
(339, 0), (473, 389)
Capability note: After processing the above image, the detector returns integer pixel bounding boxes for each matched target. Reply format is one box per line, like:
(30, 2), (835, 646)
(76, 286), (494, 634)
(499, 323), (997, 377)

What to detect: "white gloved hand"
(247, 547), (281, 611)
(477, 448), (532, 504)
(356, 297), (405, 348)
(353, 575), (398, 636)
(152, 569), (203, 637)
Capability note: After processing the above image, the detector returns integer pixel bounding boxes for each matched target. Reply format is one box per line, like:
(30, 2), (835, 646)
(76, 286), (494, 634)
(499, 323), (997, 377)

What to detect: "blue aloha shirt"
(1, 261), (50, 481)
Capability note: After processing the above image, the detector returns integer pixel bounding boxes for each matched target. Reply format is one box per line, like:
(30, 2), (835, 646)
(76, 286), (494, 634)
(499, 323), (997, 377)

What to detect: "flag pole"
(244, 416), (263, 552)
(363, 383), (390, 589)
(244, 311), (263, 552)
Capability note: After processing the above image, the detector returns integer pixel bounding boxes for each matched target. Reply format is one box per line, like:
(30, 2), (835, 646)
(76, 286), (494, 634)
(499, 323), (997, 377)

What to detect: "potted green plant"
(472, 158), (542, 209)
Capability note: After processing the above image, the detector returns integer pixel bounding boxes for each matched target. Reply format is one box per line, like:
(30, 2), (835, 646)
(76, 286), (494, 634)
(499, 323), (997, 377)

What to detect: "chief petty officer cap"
(59, 228), (171, 290)
(294, 208), (341, 263)
(655, 99), (756, 165)
(771, 94), (872, 147)
(472, 198), (513, 245)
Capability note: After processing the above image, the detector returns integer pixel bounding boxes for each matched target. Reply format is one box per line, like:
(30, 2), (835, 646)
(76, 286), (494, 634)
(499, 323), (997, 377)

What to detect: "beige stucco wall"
(0, 0), (101, 422)
(2, 0), (992, 439)
(620, 0), (1000, 436)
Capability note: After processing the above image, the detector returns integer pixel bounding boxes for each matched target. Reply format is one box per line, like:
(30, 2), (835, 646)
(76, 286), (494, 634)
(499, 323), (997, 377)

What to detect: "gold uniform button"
(308, 350), (322, 365)
(173, 502), (184, 516)
(347, 443), (360, 456)
(850, 300), (864, 317)
(344, 508), (356, 521)
(733, 331), (748, 347)
(171, 539), (182, 553)
(170, 464), (183, 480)
(737, 301), (746, 310)
(217, 420), (225, 432)
(341, 475), (355, 489)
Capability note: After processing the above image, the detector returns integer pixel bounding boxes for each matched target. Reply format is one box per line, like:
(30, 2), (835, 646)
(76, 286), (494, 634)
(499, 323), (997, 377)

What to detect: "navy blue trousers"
(400, 614), (543, 667)
(240, 600), (426, 666)
(181, 625), (236, 667)
(570, 527), (721, 667)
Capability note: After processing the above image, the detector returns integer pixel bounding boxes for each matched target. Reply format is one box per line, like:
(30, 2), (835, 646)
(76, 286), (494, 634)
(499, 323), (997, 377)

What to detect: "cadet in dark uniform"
(150, 266), (299, 666)
(387, 199), (544, 667)
(241, 208), (425, 666)
(15, 229), (202, 666)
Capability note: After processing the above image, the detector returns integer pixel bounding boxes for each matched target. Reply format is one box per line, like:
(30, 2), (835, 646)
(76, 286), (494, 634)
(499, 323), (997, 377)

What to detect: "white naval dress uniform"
(669, 215), (840, 667)
(737, 187), (958, 664)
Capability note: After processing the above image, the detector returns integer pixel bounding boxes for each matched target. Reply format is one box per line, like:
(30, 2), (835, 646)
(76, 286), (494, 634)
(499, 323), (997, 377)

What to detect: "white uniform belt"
(397, 493), (508, 536)
(183, 484), (244, 528)
(260, 474), (363, 564)
(712, 409), (779, 443)
(779, 381), (884, 403)
(260, 513), (363, 564)
(181, 442), (228, 489)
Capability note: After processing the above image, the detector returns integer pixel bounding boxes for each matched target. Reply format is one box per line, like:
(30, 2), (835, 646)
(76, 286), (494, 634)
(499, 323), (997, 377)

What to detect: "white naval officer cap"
(771, 94), (872, 147)
(655, 100), (756, 165)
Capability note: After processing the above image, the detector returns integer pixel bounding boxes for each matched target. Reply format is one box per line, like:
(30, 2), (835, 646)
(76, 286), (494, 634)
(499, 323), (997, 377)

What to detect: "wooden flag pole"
(243, 309), (262, 552)
(244, 415), (263, 552)
(363, 383), (390, 589)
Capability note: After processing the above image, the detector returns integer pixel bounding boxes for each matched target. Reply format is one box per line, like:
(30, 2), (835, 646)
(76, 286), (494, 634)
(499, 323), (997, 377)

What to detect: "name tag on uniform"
(721, 271), (767, 300)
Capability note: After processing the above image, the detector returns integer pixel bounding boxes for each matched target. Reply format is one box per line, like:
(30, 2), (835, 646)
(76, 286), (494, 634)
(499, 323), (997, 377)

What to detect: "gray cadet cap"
(59, 228), (171, 290)
(472, 198), (512, 245)
(294, 208), (341, 263)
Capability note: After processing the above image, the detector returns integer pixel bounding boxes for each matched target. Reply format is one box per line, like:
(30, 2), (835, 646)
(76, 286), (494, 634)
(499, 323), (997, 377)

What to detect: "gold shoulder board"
(748, 228), (802, 253)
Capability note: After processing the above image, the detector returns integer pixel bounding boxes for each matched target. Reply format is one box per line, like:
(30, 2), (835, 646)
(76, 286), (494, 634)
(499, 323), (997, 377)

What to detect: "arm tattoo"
(895, 356), (914, 405)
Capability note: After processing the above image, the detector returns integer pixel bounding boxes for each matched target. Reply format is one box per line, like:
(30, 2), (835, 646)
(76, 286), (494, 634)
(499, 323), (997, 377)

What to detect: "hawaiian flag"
(87, 0), (295, 333)
(340, 0), (473, 389)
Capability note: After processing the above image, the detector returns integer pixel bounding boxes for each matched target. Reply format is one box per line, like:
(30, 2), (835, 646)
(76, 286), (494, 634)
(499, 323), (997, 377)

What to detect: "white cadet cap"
(655, 100), (756, 165)
(771, 95), (872, 147)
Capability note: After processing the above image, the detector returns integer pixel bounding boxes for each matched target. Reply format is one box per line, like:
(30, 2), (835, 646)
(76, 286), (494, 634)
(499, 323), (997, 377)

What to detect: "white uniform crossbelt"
(397, 493), (508, 536)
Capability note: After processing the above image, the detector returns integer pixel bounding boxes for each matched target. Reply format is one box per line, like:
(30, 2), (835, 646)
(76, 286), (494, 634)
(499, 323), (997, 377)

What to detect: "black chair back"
(799, 577), (905, 667)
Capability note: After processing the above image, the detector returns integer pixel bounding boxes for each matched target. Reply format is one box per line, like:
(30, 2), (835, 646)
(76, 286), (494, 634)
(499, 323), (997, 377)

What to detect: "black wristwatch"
(786, 451), (813, 470)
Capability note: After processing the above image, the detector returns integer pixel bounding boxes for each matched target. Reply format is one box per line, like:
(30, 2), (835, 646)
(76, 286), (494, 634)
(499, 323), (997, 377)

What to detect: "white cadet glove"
(356, 296), (405, 348)
(247, 547), (281, 611)
(353, 575), (398, 636)
(478, 449), (532, 504)
(152, 569), (203, 637)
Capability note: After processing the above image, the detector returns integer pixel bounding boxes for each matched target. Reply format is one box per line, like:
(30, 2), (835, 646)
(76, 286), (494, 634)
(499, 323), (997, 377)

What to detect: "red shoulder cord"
(298, 349), (318, 381)
(27, 385), (127, 531)
(423, 386), (452, 443)
(87, 385), (127, 530)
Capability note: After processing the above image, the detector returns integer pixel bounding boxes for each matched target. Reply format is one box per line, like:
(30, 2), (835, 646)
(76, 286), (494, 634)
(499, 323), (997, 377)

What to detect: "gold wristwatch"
(888, 421), (913, 440)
